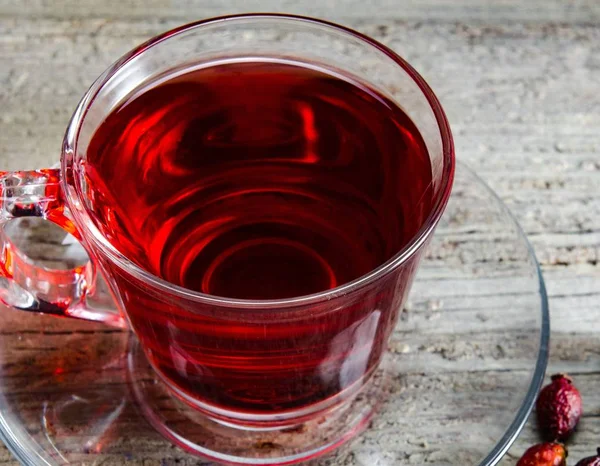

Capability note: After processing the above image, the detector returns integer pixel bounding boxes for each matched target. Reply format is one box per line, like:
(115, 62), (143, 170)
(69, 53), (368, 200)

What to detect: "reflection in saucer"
(42, 390), (126, 459)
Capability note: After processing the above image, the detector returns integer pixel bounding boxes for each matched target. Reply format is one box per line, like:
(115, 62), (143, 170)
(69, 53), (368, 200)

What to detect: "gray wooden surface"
(0, 0), (599, 464)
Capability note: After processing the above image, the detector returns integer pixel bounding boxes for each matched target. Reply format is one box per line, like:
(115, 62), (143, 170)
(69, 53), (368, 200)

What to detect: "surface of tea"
(83, 60), (433, 415)
(85, 60), (433, 300)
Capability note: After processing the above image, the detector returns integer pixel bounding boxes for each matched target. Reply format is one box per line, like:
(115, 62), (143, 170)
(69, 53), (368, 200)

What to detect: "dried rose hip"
(575, 448), (600, 466)
(517, 443), (567, 466)
(536, 373), (582, 441)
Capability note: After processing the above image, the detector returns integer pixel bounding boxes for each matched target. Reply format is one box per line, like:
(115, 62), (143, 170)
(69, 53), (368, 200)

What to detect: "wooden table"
(0, 1), (599, 464)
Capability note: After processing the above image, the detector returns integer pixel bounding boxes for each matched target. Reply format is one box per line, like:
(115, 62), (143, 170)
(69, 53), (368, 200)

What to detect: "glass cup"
(0, 14), (454, 464)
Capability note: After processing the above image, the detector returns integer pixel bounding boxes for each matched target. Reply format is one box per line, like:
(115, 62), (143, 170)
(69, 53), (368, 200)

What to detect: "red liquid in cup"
(84, 61), (433, 416)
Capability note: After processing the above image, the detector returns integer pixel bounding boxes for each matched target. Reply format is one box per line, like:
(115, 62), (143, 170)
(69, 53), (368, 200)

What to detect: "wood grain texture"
(0, 1), (599, 464)
(1, 0), (599, 23)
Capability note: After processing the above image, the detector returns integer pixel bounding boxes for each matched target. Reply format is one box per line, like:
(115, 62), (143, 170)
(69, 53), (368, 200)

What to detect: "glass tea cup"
(0, 14), (454, 464)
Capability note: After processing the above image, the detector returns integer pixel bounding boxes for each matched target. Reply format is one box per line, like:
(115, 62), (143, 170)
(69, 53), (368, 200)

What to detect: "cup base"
(127, 338), (390, 465)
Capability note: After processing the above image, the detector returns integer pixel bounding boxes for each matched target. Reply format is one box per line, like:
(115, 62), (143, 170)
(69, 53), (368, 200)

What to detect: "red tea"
(84, 60), (432, 415)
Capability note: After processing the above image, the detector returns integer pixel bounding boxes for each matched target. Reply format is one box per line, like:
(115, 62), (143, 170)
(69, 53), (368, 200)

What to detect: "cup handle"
(0, 168), (127, 328)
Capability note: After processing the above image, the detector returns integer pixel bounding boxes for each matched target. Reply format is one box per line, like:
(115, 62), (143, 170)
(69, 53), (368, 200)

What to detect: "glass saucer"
(0, 162), (549, 466)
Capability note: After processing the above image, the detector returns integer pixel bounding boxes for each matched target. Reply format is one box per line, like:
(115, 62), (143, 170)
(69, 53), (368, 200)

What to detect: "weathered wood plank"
(0, 0), (599, 24)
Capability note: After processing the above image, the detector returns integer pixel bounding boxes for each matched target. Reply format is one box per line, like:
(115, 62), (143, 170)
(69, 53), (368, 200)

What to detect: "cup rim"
(62, 13), (455, 309)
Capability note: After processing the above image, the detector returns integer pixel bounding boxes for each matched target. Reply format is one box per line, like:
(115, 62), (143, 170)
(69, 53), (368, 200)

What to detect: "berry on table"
(574, 448), (600, 466)
(517, 443), (567, 466)
(536, 374), (582, 441)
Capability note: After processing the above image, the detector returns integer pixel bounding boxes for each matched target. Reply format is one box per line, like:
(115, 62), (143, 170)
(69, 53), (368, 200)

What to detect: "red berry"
(575, 448), (600, 466)
(536, 373), (582, 441)
(517, 443), (567, 466)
